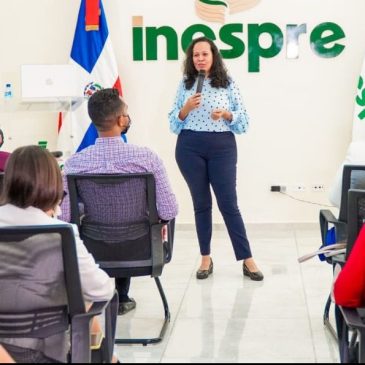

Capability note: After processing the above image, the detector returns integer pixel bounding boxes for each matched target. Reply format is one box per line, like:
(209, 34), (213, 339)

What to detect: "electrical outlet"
(292, 184), (306, 192)
(312, 184), (325, 192)
(270, 185), (286, 193)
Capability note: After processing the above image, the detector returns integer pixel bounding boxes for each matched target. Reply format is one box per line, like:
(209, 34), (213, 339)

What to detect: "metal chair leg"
(323, 294), (338, 341)
(115, 277), (170, 346)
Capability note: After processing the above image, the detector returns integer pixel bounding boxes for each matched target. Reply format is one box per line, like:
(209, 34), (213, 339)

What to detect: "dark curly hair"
(183, 37), (230, 90)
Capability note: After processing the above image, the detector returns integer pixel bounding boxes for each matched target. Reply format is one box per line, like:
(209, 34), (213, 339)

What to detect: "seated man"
(329, 141), (365, 208)
(60, 88), (178, 315)
(0, 129), (10, 172)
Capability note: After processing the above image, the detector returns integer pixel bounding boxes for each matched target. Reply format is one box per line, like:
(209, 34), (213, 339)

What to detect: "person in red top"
(333, 224), (365, 307)
(333, 225), (365, 362)
(0, 129), (10, 172)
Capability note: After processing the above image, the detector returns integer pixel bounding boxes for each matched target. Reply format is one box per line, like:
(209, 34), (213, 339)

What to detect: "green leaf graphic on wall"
(356, 76), (365, 120)
(195, 0), (261, 24)
(199, 0), (228, 6)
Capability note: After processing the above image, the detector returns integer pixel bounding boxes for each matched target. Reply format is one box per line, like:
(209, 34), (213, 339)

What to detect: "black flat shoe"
(243, 263), (264, 281)
(118, 298), (136, 315)
(196, 259), (213, 280)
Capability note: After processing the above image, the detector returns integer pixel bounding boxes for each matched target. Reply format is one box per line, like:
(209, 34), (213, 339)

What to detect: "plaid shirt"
(60, 137), (178, 222)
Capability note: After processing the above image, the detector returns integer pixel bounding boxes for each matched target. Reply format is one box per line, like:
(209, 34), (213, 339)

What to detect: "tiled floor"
(114, 224), (340, 363)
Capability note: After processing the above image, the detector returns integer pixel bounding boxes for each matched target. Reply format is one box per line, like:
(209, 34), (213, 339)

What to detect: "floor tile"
(115, 224), (339, 363)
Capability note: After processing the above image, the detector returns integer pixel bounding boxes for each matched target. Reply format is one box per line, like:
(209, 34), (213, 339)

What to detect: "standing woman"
(169, 36), (263, 281)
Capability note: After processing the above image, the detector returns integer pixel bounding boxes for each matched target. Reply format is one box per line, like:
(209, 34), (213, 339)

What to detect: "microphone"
(196, 70), (205, 94)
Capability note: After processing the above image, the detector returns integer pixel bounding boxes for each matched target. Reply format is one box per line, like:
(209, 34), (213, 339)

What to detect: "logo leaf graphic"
(199, 0), (228, 6)
(195, 0), (260, 24)
(358, 75), (364, 90)
(356, 76), (365, 120)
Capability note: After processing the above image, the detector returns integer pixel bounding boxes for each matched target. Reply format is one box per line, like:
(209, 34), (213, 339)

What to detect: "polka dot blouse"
(168, 77), (249, 135)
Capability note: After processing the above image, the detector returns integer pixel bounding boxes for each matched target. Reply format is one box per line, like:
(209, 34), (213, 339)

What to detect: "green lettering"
(248, 23), (283, 72)
(146, 26), (178, 60)
(133, 27), (144, 61)
(310, 22), (345, 58)
(181, 24), (216, 52)
(286, 24), (307, 59)
(219, 23), (245, 59)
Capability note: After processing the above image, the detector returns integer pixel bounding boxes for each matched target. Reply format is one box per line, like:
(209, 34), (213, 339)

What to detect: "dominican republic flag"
(57, 0), (123, 156)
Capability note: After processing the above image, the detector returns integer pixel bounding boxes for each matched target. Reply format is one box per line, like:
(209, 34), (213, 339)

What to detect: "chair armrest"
(151, 222), (166, 277)
(340, 306), (365, 330)
(150, 218), (175, 275)
(163, 218), (175, 263)
(320, 209), (338, 225)
(319, 209), (347, 244)
(70, 300), (111, 363)
(85, 301), (109, 317)
(101, 291), (118, 363)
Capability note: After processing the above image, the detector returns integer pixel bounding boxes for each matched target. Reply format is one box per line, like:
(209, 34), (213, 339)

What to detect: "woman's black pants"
(175, 130), (252, 261)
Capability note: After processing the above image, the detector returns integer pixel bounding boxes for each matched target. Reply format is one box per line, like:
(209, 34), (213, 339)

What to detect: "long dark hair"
(183, 37), (230, 90)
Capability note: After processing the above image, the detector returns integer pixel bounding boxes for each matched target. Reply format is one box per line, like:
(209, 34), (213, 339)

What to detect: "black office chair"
(0, 224), (118, 363)
(320, 165), (365, 246)
(336, 189), (365, 363)
(320, 165), (365, 338)
(338, 307), (365, 363)
(346, 189), (365, 258)
(67, 173), (175, 346)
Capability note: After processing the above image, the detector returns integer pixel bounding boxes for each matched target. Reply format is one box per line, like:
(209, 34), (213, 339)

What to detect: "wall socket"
(271, 184), (325, 193)
(311, 184), (325, 192)
(292, 184), (306, 192)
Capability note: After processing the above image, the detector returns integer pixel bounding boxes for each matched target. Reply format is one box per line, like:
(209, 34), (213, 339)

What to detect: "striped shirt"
(60, 137), (178, 222)
(168, 77), (249, 135)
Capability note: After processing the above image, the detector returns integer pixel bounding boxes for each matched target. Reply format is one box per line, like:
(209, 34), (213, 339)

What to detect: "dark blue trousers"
(175, 130), (252, 261)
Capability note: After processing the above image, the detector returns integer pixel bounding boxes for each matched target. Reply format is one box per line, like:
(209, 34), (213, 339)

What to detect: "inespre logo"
(195, 0), (261, 23)
(132, 1), (346, 72)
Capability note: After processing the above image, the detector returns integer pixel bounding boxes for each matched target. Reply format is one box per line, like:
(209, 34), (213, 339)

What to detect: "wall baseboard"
(175, 222), (319, 231)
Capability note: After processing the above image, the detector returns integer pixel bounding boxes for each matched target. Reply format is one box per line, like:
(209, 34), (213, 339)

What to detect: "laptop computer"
(21, 64), (83, 101)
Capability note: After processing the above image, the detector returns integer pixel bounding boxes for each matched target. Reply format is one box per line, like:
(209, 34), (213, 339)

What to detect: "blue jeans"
(175, 130), (252, 261)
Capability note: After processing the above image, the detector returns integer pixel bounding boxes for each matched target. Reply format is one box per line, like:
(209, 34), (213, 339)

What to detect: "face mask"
(121, 115), (132, 135)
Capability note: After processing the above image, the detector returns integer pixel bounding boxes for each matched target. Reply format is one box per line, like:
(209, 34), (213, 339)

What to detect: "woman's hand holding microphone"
(179, 93), (202, 121)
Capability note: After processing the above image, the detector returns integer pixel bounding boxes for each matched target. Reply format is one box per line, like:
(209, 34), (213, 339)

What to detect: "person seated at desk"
(0, 145), (115, 363)
(0, 129), (10, 172)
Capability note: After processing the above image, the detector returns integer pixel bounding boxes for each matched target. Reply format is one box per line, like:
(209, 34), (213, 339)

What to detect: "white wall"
(1, 0), (364, 223)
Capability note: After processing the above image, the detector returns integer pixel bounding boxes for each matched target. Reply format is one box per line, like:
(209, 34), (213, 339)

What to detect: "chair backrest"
(67, 173), (169, 277)
(0, 224), (88, 362)
(346, 189), (365, 258)
(339, 165), (365, 222)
